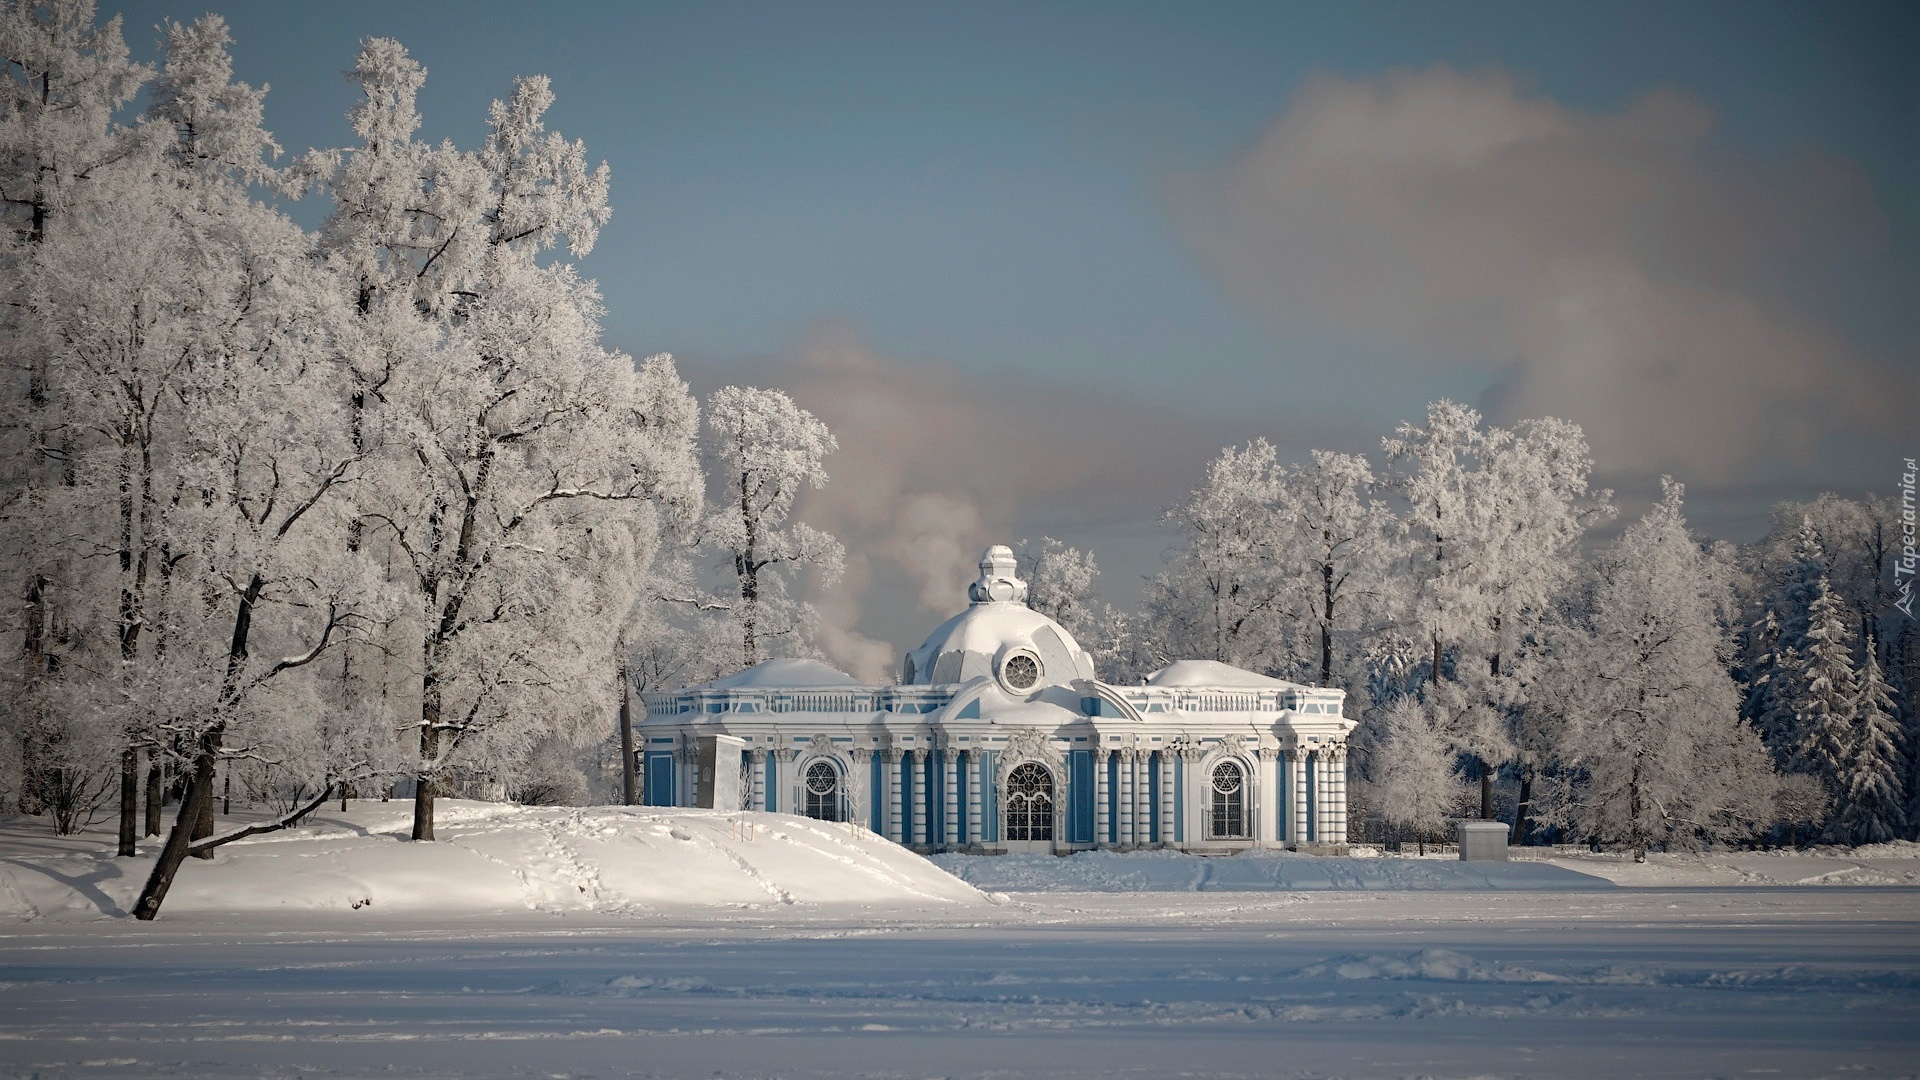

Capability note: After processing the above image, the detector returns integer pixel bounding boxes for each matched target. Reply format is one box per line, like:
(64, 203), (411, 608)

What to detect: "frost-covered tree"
(1018, 535), (1138, 682)
(701, 385), (843, 668)
(1383, 401), (1610, 819)
(128, 165), (366, 920)
(303, 42), (701, 842)
(1771, 772), (1832, 849)
(1744, 518), (1832, 764)
(1, 10), (363, 871)
(1279, 449), (1396, 690)
(1363, 696), (1470, 854)
(0, 0), (149, 829)
(1021, 536), (1098, 636)
(1144, 439), (1293, 673)
(1537, 481), (1774, 860)
(1794, 580), (1860, 790)
(1738, 500), (1918, 841)
(1833, 646), (1904, 845)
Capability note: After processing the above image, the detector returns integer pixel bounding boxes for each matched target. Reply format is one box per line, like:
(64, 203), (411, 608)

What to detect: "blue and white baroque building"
(638, 546), (1356, 853)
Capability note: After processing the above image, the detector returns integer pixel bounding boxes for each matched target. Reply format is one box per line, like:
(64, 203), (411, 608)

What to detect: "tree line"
(0, 2), (845, 916)
(1025, 408), (1915, 860)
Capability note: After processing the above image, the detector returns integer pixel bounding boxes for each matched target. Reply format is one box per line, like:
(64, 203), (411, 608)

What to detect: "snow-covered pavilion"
(637, 546), (1355, 853)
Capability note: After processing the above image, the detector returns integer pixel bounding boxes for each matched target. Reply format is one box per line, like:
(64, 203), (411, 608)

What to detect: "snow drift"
(0, 800), (986, 921)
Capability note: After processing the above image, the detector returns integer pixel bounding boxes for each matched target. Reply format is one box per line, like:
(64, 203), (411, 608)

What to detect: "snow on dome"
(901, 545), (1096, 689)
(699, 657), (869, 690)
(1144, 659), (1308, 690)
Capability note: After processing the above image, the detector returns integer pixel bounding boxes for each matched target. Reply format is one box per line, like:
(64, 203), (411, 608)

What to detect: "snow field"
(0, 889), (1914, 1079)
(1, 805), (1917, 1077)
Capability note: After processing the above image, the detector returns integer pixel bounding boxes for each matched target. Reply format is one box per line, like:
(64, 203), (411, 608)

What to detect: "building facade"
(637, 546), (1356, 853)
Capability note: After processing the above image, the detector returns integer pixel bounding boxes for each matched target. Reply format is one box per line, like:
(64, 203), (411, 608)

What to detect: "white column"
(942, 750), (959, 850)
(749, 749), (766, 813)
(1132, 753), (1150, 846)
(1332, 750), (1348, 845)
(1290, 750), (1308, 848)
(1117, 750), (1135, 847)
(1260, 749), (1280, 846)
(909, 750), (927, 847)
(1158, 752), (1174, 846)
(885, 751), (904, 842)
(966, 751), (983, 848)
(1314, 753), (1330, 844)
(1094, 749), (1110, 847)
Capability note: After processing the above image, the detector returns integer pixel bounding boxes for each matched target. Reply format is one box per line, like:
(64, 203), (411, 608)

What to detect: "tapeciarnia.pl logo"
(1898, 457), (1916, 618)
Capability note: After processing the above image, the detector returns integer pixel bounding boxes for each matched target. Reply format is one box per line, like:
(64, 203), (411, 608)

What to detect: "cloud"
(680, 323), (1325, 674)
(1180, 67), (1902, 480)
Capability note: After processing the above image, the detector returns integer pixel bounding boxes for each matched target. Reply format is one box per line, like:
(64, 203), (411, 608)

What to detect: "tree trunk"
(117, 745), (138, 856)
(1319, 559), (1335, 686)
(1480, 769), (1492, 820)
(132, 731), (219, 920)
(144, 761), (163, 836)
(1512, 769), (1533, 845)
(1629, 760), (1646, 862)
(412, 696), (438, 841)
(134, 574), (264, 918)
(190, 779), (215, 859)
(619, 660), (637, 806)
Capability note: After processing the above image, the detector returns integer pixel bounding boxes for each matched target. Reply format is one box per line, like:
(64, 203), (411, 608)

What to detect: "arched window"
(803, 760), (843, 822)
(1209, 760), (1247, 839)
(1005, 762), (1054, 841)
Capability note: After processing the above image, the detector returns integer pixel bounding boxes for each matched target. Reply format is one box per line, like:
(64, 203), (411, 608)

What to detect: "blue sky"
(107, 1), (1918, 666)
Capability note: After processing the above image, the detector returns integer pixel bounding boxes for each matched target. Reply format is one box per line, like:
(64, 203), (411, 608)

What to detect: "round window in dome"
(1001, 651), (1041, 691)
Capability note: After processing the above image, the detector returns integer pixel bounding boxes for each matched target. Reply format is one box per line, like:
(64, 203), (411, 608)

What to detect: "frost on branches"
(0, 6), (715, 916)
(701, 385), (843, 669)
(1534, 481), (1774, 860)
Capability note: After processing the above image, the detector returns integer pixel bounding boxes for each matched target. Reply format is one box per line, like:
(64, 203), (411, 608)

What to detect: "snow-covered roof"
(697, 658), (869, 690)
(1143, 660), (1308, 690)
(901, 546), (1096, 689)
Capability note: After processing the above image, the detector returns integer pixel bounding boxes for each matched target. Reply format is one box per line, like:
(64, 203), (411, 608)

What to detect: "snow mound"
(930, 848), (1614, 892)
(0, 800), (985, 921)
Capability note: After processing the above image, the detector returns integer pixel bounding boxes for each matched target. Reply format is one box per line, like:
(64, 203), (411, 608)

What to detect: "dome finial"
(967, 544), (1027, 605)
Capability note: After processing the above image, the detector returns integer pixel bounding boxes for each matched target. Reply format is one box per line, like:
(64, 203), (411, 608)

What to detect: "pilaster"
(885, 749), (903, 843)
(966, 750), (983, 848)
(942, 750), (959, 849)
(1157, 751), (1174, 846)
(909, 750), (927, 847)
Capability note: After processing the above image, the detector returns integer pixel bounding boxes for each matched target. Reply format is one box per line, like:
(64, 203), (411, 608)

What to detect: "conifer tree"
(1834, 645), (1904, 845)
(1795, 580), (1860, 788)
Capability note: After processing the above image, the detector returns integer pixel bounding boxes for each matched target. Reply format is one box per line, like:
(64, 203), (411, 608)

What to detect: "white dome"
(901, 545), (1096, 690)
